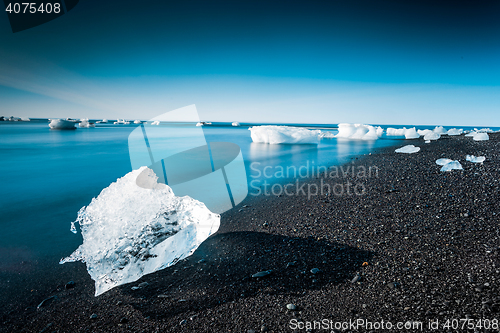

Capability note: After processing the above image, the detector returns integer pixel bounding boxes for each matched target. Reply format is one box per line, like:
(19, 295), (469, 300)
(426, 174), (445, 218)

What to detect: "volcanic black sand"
(2, 133), (500, 333)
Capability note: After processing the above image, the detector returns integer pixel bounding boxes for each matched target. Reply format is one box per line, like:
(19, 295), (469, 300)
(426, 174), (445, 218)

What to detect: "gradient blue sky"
(0, 0), (499, 126)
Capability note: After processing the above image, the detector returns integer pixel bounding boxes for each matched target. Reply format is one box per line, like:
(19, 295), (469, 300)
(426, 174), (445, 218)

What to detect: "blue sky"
(0, 0), (499, 126)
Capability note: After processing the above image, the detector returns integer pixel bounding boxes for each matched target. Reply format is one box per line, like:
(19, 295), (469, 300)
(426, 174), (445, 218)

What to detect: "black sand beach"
(2, 133), (500, 333)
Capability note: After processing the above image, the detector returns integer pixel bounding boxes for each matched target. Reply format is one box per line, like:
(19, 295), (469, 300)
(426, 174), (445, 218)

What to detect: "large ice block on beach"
(423, 132), (440, 141)
(319, 131), (336, 139)
(467, 132), (489, 141)
(395, 145), (420, 154)
(336, 123), (384, 140)
(447, 128), (463, 136)
(466, 155), (486, 163)
(60, 167), (220, 296)
(436, 158), (454, 166)
(249, 125), (321, 144)
(386, 127), (420, 139)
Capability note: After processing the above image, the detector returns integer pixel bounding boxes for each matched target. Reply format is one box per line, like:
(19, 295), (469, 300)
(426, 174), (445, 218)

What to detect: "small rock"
(116, 301), (123, 306)
(65, 281), (76, 289)
(119, 317), (128, 324)
(37, 296), (55, 309)
(252, 270), (272, 278)
(180, 319), (187, 325)
(351, 274), (361, 283)
(90, 313), (98, 319)
(310, 268), (320, 274)
(287, 304), (297, 310)
(387, 282), (398, 289)
(261, 325), (268, 332)
(248, 330), (256, 333)
(138, 282), (149, 288)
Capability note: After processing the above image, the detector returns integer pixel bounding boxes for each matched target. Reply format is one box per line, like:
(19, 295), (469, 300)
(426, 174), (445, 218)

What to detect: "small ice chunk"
(425, 140), (431, 143)
(232, 122), (240, 126)
(473, 133), (489, 141)
(436, 158), (454, 166)
(336, 123), (384, 140)
(249, 125), (321, 144)
(395, 145), (420, 154)
(440, 161), (463, 172)
(466, 155), (486, 163)
(134, 120), (142, 124)
(60, 167), (220, 296)
(447, 128), (463, 136)
(151, 120), (160, 125)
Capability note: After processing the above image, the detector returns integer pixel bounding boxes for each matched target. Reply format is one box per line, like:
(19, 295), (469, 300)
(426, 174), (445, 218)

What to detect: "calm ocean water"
(0, 121), (495, 267)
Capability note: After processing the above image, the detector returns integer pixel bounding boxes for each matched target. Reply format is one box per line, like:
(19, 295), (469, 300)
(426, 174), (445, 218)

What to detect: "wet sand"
(1, 133), (500, 332)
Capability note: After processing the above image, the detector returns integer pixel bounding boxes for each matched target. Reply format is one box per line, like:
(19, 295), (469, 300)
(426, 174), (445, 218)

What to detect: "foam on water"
(60, 167), (220, 296)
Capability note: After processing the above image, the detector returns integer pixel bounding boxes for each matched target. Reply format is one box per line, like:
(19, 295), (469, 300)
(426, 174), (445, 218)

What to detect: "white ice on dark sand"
(249, 125), (321, 144)
(466, 132), (489, 141)
(436, 159), (463, 172)
(336, 123), (383, 140)
(60, 167), (220, 296)
(466, 155), (486, 163)
(395, 145), (420, 154)
(447, 128), (463, 136)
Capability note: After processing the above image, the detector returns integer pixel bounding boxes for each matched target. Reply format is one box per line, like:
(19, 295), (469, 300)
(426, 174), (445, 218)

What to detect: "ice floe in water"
(336, 123), (383, 140)
(466, 155), (486, 163)
(60, 167), (220, 296)
(249, 125), (321, 144)
(436, 159), (463, 172)
(319, 131), (336, 139)
(79, 119), (95, 128)
(386, 127), (420, 139)
(151, 120), (160, 125)
(232, 122), (240, 127)
(48, 119), (77, 130)
(395, 145), (420, 154)
(447, 128), (463, 136)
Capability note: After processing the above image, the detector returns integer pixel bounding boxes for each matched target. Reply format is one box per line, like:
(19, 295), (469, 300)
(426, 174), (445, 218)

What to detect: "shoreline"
(2, 133), (500, 332)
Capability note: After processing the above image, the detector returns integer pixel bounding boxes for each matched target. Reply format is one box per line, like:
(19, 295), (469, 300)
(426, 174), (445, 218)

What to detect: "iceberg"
(48, 119), (77, 130)
(151, 120), (160, 125)
(319, 131), (336, 139)
(60, 167), (220, 296)
(79, 119), (95, 128)
(440, 160), (463, 172)
(395, 145), (420, 154)
(336, 123), (384, 140)
(447, 128), (463, 136)
(232, 122), (240, 127)
(466, 155), (486, 163)
(134, 120), (142, 124)
(249, 125), (321, 145)
(386, 127), (420, 139)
